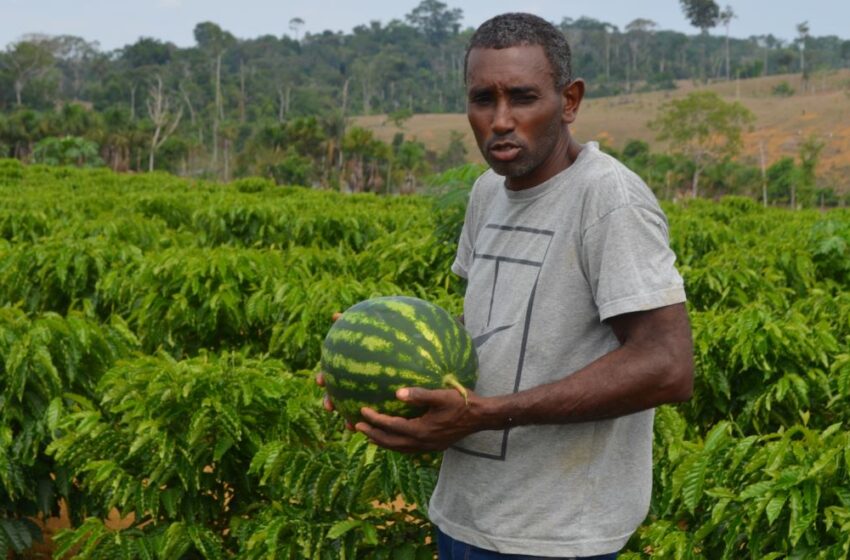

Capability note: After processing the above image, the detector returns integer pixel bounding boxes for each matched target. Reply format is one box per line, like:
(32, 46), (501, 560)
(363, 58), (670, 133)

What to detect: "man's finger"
(332, 311), (343, 322)
(360, 407), (412, 432)
(355, 422), (418, 451)
(398, 387), (464, 407)
(316, 371), (325, 386)
(323, 394), (335, 412)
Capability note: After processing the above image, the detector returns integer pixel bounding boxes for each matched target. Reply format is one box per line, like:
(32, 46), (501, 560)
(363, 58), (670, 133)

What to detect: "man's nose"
(492, 100), (515, 135)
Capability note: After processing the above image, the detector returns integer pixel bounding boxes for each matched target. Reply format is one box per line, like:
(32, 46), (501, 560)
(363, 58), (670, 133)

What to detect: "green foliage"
(0, 158), (24, 183)
(425, 162), (486, 251)
(640, 410), (850, 558)
(772, 81), (796, 97)
(1, 163), (849, 558)
(650, 91), (755, 196)
(231, 176), (276, 193)
(47, 352), (328, 557)
(0, 308), (136, 554)
(679, 0), (720, 32)
(269, 148), (314, 186)
(33, 135), (103, 167)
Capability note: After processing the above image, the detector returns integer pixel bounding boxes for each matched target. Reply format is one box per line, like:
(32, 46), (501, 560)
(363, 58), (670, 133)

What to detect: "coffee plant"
(0, 163), (848, 558)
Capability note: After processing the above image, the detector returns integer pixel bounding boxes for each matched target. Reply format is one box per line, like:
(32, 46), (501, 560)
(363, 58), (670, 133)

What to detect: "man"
(322, 12), (693, 560)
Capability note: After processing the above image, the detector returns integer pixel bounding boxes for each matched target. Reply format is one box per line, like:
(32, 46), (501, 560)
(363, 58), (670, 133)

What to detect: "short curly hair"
(465, 12), (572, 90)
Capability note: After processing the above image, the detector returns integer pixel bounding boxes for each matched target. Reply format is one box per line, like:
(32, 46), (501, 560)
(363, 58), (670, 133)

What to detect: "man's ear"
(562, 79), (585, 124)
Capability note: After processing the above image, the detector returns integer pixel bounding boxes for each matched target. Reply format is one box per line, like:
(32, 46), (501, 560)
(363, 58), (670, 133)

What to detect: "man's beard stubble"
(480, 117), (564, 181)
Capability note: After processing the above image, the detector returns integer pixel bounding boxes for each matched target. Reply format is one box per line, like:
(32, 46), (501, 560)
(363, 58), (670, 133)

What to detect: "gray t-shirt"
(428, 142), (686, 557)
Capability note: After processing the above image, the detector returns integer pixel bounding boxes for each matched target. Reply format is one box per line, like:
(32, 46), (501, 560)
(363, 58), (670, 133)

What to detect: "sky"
(1, 0), (847, 52)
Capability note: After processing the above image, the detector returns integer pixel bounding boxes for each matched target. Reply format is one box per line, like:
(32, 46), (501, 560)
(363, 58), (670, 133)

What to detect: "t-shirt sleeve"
(451, 191), (477, 279)
(582, 204), (686, 322)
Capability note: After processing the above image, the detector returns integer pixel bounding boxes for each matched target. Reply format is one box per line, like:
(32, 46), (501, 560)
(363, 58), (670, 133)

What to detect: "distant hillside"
(354, 70), (850, 191)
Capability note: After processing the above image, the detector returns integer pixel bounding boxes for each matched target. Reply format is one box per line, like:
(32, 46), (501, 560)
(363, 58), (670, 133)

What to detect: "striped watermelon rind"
(321, 296), (478, 424)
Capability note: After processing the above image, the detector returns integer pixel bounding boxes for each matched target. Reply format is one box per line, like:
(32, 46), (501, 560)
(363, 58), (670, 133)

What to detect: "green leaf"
(740, 480), (774, 500)
(0, 518), (33, 552)
(766, 494), (787, 525)
(46, 397), (63, 433)
(213, 435), (234, 462)
(682, 453), (709, 513)
(327, 519), (362, 540)
(361, 522), (378, 546)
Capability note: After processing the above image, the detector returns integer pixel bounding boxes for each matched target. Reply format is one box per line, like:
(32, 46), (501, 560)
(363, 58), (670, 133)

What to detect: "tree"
(766, 156), (796, 205)
(288, 18), (305, 42)
(679, 0), (720, 33)
(51, 35), (100, 99)
(405, 0), (463, 45)
(719, 5), (736, 80)
(755, 35), (775, 77)
(3, 38), (56, 106)
(120, 37), (175, 122)
(794, 133), (824, 208)
(193, 22), (236, 175)
(146, 74), (183, 171)
(602, 23), (619, 81)
(395, 139), (427, 193)
(33, 135), (102, 167)
(679, 0), (720, 81)
(649, 90), (754, 197)
(796, 21), (810, 79)
(624, 19), (656, 90)
(0, 108), (45, 160)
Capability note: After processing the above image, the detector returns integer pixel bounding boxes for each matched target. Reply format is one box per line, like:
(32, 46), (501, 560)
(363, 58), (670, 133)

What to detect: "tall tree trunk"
(338, 79), (349, 173)
(223, 137), (230, 182)
(148, 136), (158, 172)
(763, 44), (769, 76)
(130, 84), (136, 120)
(212, 52), (223, 170)
(239, 59), (247, 123)
(362, 78), (370, 115)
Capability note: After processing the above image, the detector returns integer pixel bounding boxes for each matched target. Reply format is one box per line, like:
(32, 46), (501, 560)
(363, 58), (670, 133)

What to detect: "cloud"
(157, 0), (183, 8)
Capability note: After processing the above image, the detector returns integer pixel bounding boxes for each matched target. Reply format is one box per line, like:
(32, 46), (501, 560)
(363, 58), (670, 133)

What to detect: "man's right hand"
(315, 371), (335, 412)
(317, 311), (355, 430)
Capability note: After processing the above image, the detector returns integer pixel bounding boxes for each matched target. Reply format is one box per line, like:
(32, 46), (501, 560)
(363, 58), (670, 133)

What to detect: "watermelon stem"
(442, 374), (469, 405)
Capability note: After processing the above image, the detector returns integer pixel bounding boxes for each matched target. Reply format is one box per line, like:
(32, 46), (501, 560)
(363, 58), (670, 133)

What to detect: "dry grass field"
(354, 69), (850, 191)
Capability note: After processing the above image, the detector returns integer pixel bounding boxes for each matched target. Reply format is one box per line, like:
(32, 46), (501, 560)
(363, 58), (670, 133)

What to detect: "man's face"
(466, 45), (571, 190)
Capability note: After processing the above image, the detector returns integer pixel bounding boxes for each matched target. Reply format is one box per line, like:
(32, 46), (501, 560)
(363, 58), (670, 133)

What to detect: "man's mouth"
(488, 141), (521, 162)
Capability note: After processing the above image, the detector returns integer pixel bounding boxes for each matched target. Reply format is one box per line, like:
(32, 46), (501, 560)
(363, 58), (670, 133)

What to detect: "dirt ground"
(354, 69), (850, 191)
(15, 505), (133, 559)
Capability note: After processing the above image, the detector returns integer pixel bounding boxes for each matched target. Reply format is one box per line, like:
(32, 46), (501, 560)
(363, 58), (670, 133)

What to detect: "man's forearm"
(353, 304), (693, 453)
(474, 303), (694, 429)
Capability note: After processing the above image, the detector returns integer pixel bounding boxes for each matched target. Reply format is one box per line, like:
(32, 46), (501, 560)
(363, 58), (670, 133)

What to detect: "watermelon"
(321, 296), (478, 424)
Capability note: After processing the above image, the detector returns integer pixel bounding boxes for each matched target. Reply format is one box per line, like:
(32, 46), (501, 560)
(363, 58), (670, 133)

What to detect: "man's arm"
(356, 302), (693, 453)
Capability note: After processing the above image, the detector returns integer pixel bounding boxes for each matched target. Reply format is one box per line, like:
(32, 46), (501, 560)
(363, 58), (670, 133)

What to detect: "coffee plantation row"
(1, 157), (849, 559)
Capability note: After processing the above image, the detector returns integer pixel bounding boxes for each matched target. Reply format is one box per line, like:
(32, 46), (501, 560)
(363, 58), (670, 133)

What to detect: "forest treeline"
(1, 0), (849, 189)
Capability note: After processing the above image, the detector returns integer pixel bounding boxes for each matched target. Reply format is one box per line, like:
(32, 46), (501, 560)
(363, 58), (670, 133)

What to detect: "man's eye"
(470, 95), (493, 105)
(512, 95), (537, 105)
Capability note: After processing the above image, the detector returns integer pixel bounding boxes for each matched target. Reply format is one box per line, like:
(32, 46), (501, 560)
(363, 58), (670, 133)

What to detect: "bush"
(232, 176), (275, 193)
(32, 136), (103, 168)
(772, 81), (795, 97)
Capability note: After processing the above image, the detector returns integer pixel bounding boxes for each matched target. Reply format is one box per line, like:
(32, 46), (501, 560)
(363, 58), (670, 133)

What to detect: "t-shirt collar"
(502, 142), (596, 201)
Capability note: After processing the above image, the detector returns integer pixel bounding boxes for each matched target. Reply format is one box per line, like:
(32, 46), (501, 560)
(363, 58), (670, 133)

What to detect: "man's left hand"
(355, 388), (483, 453)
